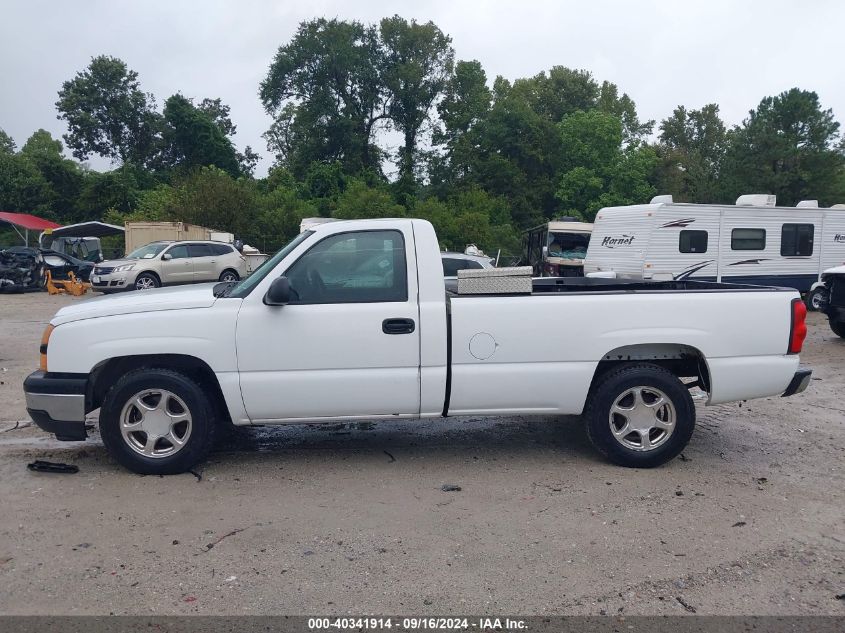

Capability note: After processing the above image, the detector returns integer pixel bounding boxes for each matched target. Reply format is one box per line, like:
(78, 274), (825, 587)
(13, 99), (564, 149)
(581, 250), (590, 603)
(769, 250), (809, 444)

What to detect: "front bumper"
(91, 271), (134, 292)
(781, 368), (812, 398)
(24, 370), (88, 440)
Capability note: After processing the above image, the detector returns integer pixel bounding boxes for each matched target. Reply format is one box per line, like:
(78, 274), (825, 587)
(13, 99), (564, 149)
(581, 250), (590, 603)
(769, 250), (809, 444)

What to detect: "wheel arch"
(134, 270), (161, 285)
(590, 343), (710, 395)
(89, 354), (231, 424)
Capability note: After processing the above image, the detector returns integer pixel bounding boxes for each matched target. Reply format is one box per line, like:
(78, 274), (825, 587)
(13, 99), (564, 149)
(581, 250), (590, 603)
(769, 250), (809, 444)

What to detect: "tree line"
(2, 15), (844, 255)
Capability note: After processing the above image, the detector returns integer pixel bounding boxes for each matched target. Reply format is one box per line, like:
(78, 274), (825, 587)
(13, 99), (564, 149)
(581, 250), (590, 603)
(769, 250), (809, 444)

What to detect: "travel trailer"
(583, 195), (845, 304)
(523, 218), (593, 276)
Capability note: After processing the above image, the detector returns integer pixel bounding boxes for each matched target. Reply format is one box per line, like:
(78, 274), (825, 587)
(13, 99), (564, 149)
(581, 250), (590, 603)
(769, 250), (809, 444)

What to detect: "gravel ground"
(0, 291), (842, 616)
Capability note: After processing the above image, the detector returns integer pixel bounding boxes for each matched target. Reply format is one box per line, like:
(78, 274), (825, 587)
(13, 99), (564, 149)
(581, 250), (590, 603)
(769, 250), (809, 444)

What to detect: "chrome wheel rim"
(811, 292), (824, 310)
(221, 272), (237, 282)
(608, 386), (676, 451)
(135, 276), (156, 290)
(119, 389), (192, 458)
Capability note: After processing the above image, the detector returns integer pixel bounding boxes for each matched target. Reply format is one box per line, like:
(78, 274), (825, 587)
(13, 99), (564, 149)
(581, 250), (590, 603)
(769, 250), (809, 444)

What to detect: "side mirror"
(162, 253), (173, 261)
(264, 276), (291, 306)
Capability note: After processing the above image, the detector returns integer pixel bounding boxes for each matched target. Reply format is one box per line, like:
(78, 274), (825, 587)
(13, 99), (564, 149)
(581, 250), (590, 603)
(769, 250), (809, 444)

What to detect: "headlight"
(114, 264), (136, 273)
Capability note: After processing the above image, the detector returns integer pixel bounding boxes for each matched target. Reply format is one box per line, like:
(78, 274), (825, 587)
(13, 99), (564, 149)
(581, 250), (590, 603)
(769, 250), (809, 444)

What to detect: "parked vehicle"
(583, 195), (845, 301)
(442, 251), (494, 292)
(91, 240), (247, 292)
(25, 219), (810, 475)
(819, 265), (845, 337)
(524, 219), (593, 276)
(39, 221), (125, 263)
(0, 247), (93, 293)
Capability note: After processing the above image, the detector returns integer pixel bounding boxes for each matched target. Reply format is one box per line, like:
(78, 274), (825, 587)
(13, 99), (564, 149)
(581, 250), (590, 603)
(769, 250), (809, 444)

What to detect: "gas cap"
(469, 332), (497, 360)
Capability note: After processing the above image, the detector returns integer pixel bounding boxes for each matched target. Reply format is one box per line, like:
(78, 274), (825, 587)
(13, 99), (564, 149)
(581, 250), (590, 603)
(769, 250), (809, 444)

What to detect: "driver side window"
(285, 230), (407, 304)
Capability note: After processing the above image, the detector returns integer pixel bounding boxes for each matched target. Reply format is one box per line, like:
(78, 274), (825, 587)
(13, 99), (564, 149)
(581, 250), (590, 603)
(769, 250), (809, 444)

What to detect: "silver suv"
(92, 240), (247, 293)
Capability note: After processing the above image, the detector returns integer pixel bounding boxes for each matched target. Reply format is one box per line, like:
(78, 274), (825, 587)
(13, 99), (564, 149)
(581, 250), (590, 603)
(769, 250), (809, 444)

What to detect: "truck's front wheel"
(830, 320), (845, 339)
(100, 369), (217, 475)
(584, 364), (695, 468)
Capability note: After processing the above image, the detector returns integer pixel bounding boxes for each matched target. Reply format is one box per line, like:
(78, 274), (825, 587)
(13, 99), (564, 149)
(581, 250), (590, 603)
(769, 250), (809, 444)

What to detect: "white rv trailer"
(583, 195), (845, 298)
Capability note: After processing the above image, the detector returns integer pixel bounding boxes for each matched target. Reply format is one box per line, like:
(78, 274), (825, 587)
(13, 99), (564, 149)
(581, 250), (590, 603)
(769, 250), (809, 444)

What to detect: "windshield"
(547, 232), (589, 260)
(126, 243), (169, 260)
(227, 231), (314, 298)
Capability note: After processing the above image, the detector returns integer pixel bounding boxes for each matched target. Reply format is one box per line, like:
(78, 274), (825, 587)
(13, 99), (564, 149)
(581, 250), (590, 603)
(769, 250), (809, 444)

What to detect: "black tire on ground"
(99, 368), (218, 475)
(219, 269), (240, 283)
(805, 287), (828, 312)
(830, 320), (845, 339)
(584, 363), (696, 468)
(134, 272), (160, 290)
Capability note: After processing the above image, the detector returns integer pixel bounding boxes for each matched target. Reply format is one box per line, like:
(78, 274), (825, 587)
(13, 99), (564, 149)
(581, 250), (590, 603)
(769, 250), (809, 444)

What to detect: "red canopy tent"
(0, 212), (62, 246)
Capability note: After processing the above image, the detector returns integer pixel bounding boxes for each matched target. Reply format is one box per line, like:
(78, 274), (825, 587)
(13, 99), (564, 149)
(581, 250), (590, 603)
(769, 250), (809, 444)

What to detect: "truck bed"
(449, 276), (796, 296)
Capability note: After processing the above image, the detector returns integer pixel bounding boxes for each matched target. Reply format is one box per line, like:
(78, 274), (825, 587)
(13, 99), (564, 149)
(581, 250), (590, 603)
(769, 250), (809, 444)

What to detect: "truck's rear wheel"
(100, 369), (217, 475)
(830, 320), (845, 339)
(584, 364), (695, 468)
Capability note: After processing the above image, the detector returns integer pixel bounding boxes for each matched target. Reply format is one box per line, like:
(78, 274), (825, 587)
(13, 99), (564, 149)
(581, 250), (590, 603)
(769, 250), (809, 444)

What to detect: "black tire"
(99, 368), (218, 475)
(830, 320), (845, 339)
(805, 287), (828, 312)
(584, 363), (695, 468)
(219, 269), (240, 283)
(134, 272), (160, 290)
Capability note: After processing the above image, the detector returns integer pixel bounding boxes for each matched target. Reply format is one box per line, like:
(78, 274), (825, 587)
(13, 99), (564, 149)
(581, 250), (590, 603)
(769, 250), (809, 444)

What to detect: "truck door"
(160, 244), (193, 284)
(235, 227), (421, 421)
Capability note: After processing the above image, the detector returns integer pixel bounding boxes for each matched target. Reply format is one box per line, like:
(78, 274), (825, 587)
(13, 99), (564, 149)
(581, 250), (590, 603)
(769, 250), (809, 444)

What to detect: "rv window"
(731, 228), (766, 250)
(780, 224), (814, 257)
(679, 230), (708, 254)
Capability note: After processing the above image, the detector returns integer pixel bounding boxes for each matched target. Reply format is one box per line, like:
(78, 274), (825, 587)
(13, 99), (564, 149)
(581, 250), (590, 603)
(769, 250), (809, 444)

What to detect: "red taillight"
(788, 298), (807, 354)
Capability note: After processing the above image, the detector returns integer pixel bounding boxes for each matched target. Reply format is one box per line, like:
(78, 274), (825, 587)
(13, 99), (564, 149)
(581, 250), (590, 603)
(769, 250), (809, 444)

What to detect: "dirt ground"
(0, 291), (842, 616)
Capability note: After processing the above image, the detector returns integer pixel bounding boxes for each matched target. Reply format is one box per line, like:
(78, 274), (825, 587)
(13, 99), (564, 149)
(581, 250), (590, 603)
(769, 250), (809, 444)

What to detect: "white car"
(25, 219), (811, 474)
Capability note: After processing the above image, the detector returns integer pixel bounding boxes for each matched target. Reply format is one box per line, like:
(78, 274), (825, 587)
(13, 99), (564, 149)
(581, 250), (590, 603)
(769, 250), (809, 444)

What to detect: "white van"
(583, 195), (845, 307)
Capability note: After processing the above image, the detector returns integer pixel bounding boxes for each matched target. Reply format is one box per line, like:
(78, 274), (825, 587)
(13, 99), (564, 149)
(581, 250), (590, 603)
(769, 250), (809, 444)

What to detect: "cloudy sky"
(1, 0), (843, 175)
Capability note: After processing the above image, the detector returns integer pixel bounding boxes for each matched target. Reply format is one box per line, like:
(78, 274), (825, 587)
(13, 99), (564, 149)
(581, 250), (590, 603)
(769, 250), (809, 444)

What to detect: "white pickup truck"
(24, 219), (811, 475)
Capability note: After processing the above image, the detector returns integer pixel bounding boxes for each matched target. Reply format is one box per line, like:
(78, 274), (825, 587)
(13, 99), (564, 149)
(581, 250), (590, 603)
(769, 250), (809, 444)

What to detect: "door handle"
(382, 318), (415, 335)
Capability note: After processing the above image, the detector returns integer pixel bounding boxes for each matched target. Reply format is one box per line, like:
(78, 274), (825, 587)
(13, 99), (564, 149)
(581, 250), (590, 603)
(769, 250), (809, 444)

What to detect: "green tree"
(75, 164), (150, 217)
(430, 60), (491, 190)
(255, 187), (317, 252)
(655, 103), (727, 202)
(509, 67), (598, 123)
(260, 18), (385, 177)
(722, 88), (845, 205)
(20, 129), (84, 221)
(161, 94), (241, 176)
(0, 127), (18, 154)
(56, 55), (161, 166)
(466, 82), (562, 227)
(0, 152), (54, 213)
(380, 15), (454, 195)
(197, 97), (259, 176)
(555, 110), (656, 220)
(332, 179), (405, 219)
(597, 81), (654, 144)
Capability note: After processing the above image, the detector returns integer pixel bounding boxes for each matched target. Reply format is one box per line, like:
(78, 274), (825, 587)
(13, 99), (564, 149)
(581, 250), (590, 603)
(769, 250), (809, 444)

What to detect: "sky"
(1, 0), (843, 176)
